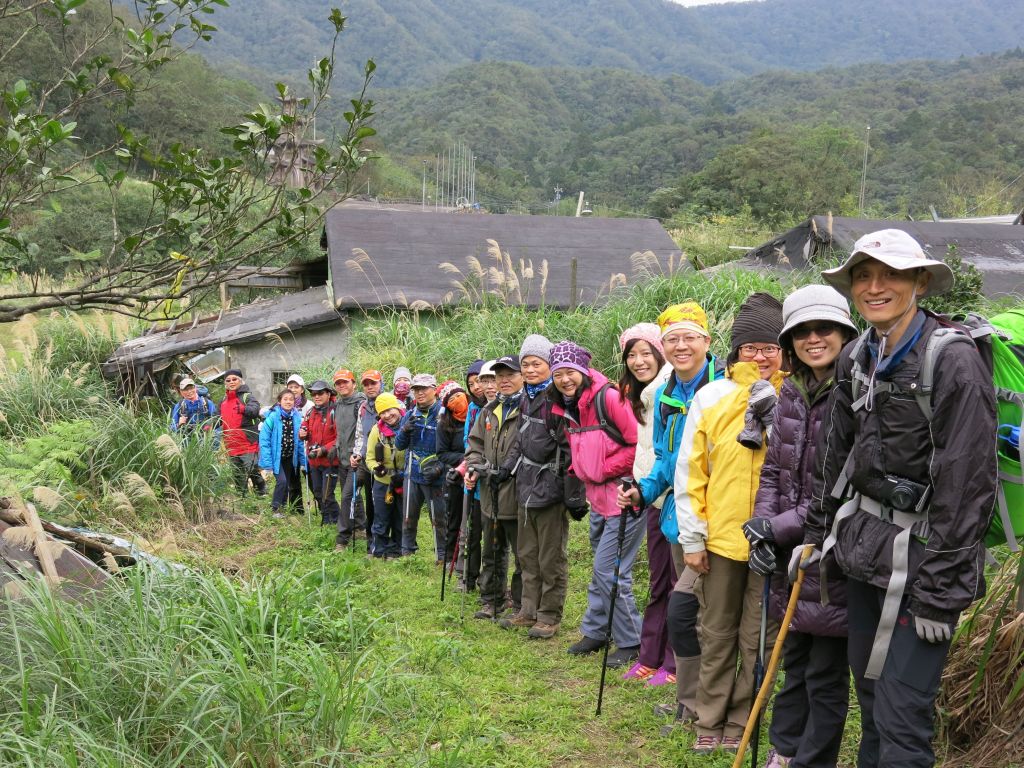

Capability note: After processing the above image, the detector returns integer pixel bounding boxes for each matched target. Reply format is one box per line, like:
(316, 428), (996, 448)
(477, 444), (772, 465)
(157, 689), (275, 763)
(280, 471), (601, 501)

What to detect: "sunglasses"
(791, 323), (840, 341)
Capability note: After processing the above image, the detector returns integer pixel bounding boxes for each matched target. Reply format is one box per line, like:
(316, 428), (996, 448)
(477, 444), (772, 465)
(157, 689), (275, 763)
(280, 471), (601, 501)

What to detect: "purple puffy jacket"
(753, 374), (847, 637)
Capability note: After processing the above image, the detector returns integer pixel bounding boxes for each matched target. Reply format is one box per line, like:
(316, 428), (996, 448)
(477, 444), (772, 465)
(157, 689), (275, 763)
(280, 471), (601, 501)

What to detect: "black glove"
(748, 543), (777, 577)
(402, 419), (417, 434)
(742, 517), (774, 546)
(446, 467), (463, 484)
(494, 466), (511, 484)
(373, 464), (387, 477)
(567, 503), (589, 521)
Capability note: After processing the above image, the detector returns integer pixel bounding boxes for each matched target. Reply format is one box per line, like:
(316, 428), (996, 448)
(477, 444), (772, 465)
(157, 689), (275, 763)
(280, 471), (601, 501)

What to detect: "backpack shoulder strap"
(848, 330), (872, 404)
(594, 383), (628, 447)
(917, 327), (975, 421)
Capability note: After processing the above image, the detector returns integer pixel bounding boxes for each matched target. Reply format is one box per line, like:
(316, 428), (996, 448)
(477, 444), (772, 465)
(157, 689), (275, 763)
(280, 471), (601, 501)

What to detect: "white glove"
(787, 546), (821, 583)
(914, 616), (951, 643)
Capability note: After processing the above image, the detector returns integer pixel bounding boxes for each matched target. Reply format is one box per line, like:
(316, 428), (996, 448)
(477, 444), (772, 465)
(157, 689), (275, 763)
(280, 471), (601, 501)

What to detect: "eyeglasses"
(791, 323), (839, 341)
(663, 333), (706, 345)
(738, 344), (781, 359)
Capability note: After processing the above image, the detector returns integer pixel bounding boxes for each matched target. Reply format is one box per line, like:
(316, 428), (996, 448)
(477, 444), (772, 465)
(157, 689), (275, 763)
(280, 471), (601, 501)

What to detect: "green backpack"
(849, 310), (1024, 549)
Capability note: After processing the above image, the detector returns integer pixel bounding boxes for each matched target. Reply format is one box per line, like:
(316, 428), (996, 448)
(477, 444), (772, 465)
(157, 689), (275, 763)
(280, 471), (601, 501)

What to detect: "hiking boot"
(720, 735), (742, 753)
(498, 611), (536, 629)
(604, 645), (640, 668)
(691, 734), (721, 754)
(527, 622), (559, 639)
(473, 604), (497, 620)
(333, 542), (350, 552)
(622, 662), (657, 682)
(763, 748), (793, 768)
(657, 703), (698, 737)
(567, 635), (606, 655)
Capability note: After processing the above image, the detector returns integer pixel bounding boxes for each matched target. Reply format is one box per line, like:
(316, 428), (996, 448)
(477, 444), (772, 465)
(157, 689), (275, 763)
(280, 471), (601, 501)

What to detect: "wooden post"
(569, 257), (578, 310)
(575, 191), (585, 218)
(22, 502), (60, 587)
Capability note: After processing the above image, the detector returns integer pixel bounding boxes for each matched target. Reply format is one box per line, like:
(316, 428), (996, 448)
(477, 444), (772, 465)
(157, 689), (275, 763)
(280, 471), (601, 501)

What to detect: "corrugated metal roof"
(747, 216), (1024, 298)
(324, 208), (684, 309)
(103, 285), (340, 373)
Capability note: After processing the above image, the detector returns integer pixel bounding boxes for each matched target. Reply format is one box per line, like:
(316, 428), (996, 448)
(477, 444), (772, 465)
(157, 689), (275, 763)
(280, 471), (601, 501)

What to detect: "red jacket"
(301, 399), (340, 468)
(219, 386), (260, 457)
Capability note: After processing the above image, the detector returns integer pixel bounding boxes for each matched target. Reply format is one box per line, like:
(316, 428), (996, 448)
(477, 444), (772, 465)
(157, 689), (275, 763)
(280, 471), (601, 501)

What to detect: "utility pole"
(859, 125), (871, 216)
(421, 160), (427, 210)
(575, 191), (585, 217)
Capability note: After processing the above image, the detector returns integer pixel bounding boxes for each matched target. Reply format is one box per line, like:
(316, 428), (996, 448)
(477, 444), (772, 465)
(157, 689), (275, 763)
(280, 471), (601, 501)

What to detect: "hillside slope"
(195, 0), (1024, 88)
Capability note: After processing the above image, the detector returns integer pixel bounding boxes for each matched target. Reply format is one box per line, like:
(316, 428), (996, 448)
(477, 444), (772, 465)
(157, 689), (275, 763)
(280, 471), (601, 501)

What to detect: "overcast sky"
(668, 0), (757, 5)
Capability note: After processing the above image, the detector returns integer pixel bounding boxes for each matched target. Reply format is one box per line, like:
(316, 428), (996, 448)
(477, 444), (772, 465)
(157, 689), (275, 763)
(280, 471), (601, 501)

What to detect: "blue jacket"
(395, 399), (442, 486)
(259, 404), (307, 475)
(464, 400), (484, 499)
(170, 392), (220, 443)
(638, 356), (721, 542)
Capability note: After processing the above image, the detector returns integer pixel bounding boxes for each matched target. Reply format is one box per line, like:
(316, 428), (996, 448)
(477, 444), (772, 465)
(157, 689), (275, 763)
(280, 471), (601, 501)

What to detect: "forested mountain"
(194, 0), (1024, 89)
(374, 52), (1024, 222)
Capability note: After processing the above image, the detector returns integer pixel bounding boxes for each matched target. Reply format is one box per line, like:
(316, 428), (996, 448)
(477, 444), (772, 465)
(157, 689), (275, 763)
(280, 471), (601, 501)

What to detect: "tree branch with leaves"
(0, 1), (375, 322)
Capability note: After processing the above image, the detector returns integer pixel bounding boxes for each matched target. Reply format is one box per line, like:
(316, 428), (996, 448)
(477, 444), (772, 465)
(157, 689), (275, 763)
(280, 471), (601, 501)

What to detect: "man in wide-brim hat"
(800, 229), (997, 766)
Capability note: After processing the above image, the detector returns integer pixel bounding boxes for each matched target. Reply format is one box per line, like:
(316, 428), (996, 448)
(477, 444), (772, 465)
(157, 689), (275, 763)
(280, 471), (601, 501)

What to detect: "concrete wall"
(228, 321), (350, 405)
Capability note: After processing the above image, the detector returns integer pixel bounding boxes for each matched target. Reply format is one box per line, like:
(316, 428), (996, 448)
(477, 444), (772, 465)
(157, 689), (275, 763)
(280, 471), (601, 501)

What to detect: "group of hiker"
(168, 228), (999, 767)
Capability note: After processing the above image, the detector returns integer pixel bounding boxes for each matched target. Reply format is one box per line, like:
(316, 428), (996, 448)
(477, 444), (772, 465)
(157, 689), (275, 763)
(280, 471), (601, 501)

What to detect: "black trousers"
(271, 461), (303, 512)
(308, 465), (340, 524)
(443, 478), (465, 565)
(667, 590), (701, 658)
(769, 631), (849, 767)
(357, 464), (374, 536)
(847, 578), (951, 768)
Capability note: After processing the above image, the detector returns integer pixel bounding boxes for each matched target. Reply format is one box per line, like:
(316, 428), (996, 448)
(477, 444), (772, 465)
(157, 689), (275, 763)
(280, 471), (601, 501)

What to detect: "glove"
(914, 615), (952, 643)
(373, 464), (387, 477)
(737, 380), (778, 449)
(567, 503), (590, 521)
(742, 517), (774, 546)
(446, 467), (463, 484)
(402, 419), (417, 434)
(787, 546), (821, 583)
(748, 543), (777, 577)
(494, 467), (511, 484)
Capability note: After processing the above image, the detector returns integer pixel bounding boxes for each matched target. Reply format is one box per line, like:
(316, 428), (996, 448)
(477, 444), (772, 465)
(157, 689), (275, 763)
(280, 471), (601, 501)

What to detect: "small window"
(271, 371), (292, 388)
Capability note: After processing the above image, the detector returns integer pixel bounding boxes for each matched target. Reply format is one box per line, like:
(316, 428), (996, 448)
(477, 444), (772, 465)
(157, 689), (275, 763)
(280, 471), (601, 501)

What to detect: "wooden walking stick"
(731, 545), (814, 768)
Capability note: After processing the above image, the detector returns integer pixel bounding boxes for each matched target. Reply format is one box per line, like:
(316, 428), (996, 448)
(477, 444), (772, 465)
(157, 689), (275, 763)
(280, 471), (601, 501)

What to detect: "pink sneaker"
(763, 748), (792, 768)
(645, 667), (677, 687)
(621, 662), (657, 681)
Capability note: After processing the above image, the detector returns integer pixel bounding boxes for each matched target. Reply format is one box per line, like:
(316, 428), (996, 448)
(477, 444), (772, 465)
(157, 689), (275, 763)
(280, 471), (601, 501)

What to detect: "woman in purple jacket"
(743, 285), (858, 768)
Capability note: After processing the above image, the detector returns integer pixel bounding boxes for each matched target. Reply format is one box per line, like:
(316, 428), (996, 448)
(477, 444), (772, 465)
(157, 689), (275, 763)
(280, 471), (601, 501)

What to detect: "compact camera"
(878, 474), (929, 512)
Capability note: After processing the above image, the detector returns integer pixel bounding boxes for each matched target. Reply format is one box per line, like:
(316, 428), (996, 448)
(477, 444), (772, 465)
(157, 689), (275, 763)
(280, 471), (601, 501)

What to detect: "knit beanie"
(437, 380), (463, 405)
(393, 366), (412, 385)
(657, 302), (710, 339)
(224, 368), (243, 379)
(618, 323), (664, 356)
(519, 334), (554, 364)
(375, 392), (403, 415)
(466, 359), (485, 378)
(549, 341), (592, 376)
(730, 292), (784, 352)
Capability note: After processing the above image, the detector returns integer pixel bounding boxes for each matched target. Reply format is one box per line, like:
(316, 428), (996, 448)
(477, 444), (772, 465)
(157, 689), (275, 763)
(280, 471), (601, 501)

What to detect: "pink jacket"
(551, 369), (637, 518)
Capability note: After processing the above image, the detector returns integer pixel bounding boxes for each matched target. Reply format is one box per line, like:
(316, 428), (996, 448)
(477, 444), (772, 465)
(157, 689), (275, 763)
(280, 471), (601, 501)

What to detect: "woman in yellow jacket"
(674, 292), (787, 755)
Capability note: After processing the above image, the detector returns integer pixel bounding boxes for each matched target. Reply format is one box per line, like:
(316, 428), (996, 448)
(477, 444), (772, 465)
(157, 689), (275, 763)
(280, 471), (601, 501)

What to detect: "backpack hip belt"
(821, 491), (930, 681)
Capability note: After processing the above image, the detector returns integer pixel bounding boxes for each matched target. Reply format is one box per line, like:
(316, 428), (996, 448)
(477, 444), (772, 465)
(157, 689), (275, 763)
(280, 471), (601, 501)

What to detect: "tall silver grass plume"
(122, 472), (158, 503)
(102, 552), (121, 573)
(154, 434), (182, 462)
(2, 526), (35, 548)
(32, 486), (64, 511)
(106, 489), (136, 516)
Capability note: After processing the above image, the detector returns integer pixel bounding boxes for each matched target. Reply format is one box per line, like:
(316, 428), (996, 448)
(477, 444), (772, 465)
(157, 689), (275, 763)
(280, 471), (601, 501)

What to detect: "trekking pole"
(350, 471), (360, 552)
(300, 468), (313, 525)
(489, 466), (502, 622)
(731, 545), (813, 768)
(458, 485), (471, 620)
(750, 576), (772, 768)
(440, 484), (450, 602)
(597, 479), (637, 716)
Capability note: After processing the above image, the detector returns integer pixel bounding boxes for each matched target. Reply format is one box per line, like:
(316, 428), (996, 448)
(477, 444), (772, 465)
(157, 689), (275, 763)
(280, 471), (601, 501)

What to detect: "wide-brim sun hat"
(822, 228), (955, 300)
(780, 285), (859, 342)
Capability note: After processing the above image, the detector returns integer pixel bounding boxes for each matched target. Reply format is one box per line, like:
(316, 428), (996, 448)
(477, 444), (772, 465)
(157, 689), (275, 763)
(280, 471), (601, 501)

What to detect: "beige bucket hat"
(822, 228), (954, 299)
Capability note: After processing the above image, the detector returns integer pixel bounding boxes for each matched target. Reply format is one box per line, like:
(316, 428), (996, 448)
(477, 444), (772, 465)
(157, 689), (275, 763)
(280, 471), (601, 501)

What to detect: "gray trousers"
(579, 509), (646, 648)
(335, 465), (365, 545)
(517, 503), (570, 624)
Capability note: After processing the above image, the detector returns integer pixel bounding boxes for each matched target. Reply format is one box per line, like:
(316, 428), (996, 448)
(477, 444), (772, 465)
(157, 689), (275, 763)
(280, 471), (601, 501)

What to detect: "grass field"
(150, 507), (865, 768)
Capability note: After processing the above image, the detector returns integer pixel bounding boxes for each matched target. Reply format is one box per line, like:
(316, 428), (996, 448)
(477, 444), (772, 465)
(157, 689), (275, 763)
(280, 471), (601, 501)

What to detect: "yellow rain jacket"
(674, 361), (787, 561)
